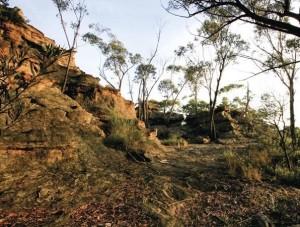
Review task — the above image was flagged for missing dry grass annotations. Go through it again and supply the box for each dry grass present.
[104,114,146,150]
[223,150,264,181]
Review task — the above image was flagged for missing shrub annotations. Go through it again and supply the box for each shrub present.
[103,134,127,150]
[161,132,188,149]
[103,114,146,151]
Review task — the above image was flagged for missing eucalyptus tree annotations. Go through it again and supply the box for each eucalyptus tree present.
[135,61,166,126]
[200,20,248,140]
[259,93,292,169]
[232,83,254,116]
[164,65,188,118]
[167,0,300,38]
[134,29,165,127]
[83,27,141,94]
[98,39,141,92]
[255,29,300,151]
[135,63,157,124]
[173,43,208,114]
[52,0,88,93]
[165,61,221,120]
[158,79,178,115]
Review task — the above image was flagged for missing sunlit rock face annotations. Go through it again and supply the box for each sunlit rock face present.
[0,8,136,158]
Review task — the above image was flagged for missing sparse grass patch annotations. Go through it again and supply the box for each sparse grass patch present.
[223,150,241,176]
[223,150,265,181]
[223,146,300,185]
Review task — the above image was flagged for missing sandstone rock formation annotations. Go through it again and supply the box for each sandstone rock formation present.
[185,107,242,140]
[0,8,138,159]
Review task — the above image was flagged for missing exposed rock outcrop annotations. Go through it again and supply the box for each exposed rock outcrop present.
[0,79,105,156]
[184,106,243,142]
[0,8,138,158]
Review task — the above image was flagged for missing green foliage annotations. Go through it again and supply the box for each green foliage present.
[52,0,70,11]
[135,63,156,80]
[158,79,179,113]
[219,83,243,94]
[83,27,141,90]
[35,44,68,73]
[158,79,178,98]
[182,99,209,115]
[0,44,66,124]
[0,5,25,24]
[201,19,248,65]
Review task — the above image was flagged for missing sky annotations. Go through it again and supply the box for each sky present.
[9,0,300,126]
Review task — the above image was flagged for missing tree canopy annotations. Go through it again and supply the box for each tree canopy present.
[167,0,300,37]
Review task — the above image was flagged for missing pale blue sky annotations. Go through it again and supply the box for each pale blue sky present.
[10,0,196,73]
[8,0,300,125]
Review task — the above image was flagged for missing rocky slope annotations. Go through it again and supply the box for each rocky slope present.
[0,7,163,225]
[0,7,137,157]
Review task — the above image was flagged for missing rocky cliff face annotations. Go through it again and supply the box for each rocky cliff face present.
[0,8,137,158]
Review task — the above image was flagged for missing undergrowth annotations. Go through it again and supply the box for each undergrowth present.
[103,112,154,162]
[224,147,300,185]
[161,132,188,149]
[103,114,146,150]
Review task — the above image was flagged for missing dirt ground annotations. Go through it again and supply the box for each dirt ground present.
[0,144,300,226]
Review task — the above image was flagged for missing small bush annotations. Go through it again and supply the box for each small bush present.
[103,114,146,151]
[291,150,300,166]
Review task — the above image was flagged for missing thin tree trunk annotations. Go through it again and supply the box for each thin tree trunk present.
[275,124,292,170]
[167,80,188,124]
[209,107,217,141]
[61,4,84,93]
[289,81,296,151]
[62,48,74,93]
[245,83,250,116]
[209,65,224,141]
